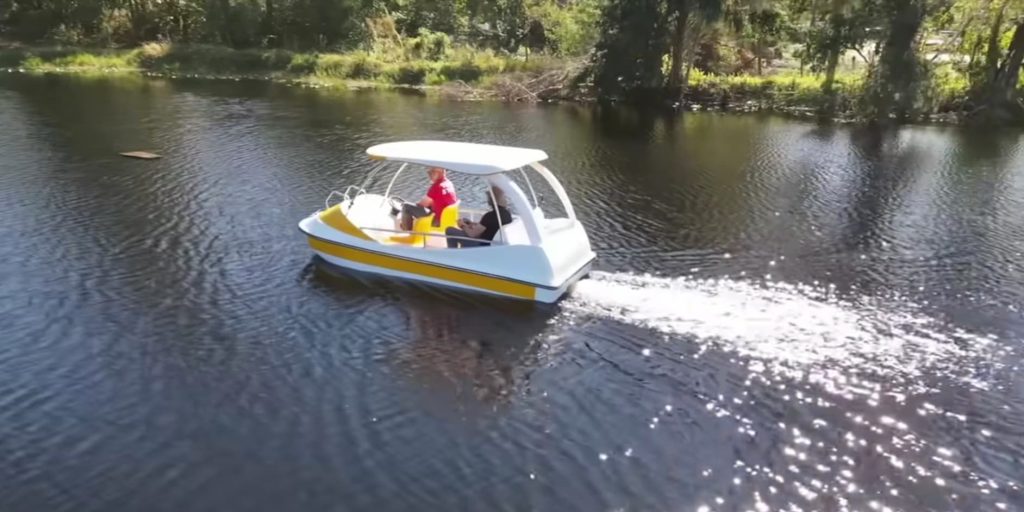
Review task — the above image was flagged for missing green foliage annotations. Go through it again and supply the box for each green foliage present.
[790,0,881,72]
[393,0,468,36]
[389,62,430,84]
[682,67,868,116]
[526,0,603,56]
[725,2,793,73]
[1,0,1019,123]
[287,52,319,73]
[5,49,140,71]
[314,52,383,78]
[587,0,668,98]
[921,64,970,111]
[405,29,452,60]
[464,0,529,52]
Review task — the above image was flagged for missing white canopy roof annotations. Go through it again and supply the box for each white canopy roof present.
[366,141,548,175]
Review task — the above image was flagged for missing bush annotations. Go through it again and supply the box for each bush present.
[95,8,134,46]
[425,70,448,85]
[1,49,137,71]
[315,54,352,77]
[313,52,387,80]
[439,59,484,82]
[405,29,451,61]
[0,41,553,91]
[138,41,171,61]
[434,49,519,82]
[21,56,46,70]
[922,65,969,112]
[526,0,602,56]
[348,52,385,79]
[389,62,430,85]
[684,69,865,112]
[261,49,294,71]
[53,51,136,69]
[288,53,318,74]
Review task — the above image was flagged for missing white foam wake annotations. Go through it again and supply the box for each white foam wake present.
[566,271,998,384]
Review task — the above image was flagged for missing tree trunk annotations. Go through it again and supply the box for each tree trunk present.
[820,4,846,101]
[821,41,841,114]
[994,20,1024,102]
[667,7,690,90]
[870,0,925,122]
[981,0,1010,88]
[263,0,276,46]
[218,0,231,45]
[822,44,840,95]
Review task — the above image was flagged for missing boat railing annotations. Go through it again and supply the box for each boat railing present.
[325,186,367,211]
[358,226,495,248]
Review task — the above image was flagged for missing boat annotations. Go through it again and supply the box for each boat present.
[298,140,595,303]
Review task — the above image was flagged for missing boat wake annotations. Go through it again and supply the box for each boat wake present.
[564,271,1001,389]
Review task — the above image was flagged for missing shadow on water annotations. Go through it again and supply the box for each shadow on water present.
[305,256,558,408]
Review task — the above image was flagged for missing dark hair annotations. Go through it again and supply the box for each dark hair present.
[488,186,508,208]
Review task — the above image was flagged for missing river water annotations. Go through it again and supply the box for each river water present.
[1,73,1023,511]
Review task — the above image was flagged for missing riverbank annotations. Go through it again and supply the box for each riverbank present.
[0,42,568,95]
[0,43,1009,125]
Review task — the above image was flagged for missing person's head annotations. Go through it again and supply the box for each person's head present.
[427,167,446,182]
[487,186,508,210]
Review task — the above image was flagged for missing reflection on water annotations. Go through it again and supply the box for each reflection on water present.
[1,73,1023,511]
[399,298,538,406]
[313,259,554,408]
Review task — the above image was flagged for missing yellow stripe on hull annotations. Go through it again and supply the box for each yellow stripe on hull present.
[307,237,537,300]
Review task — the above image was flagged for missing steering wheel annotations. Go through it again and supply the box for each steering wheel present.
[387,196,407,211]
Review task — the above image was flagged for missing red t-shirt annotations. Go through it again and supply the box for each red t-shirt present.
[427,178,457,218]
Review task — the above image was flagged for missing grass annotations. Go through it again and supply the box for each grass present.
[0,42,557,88]
[686,68,866,111]
[0,46,139,69]
[683,67,985,120]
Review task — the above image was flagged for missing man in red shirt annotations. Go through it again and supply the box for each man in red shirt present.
[400,167,458,230]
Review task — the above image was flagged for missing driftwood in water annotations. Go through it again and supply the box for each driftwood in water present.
[119,151,161,160]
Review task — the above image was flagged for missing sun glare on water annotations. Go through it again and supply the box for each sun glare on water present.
[565,271,1002,390]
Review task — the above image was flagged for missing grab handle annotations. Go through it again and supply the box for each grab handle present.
[325,186,367,211]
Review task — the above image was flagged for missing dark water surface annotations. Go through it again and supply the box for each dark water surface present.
[1,73,1023,512]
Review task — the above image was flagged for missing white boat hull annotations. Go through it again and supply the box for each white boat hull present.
[311,243,591,303]
[299,196,595,304]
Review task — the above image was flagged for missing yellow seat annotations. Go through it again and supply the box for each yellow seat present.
[389,202,459,247]
[436,201,460,232]
[390,215,433,246]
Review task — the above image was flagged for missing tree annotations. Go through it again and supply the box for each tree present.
[727,2,790,75]
[791,0,880,110]
[955,0,1024,121]
[666,0,723,89]
[588,0,669,99]
[465,0,529,52]
[862,0,954,122]
[525,0,603,56]
[991,18,1024,105]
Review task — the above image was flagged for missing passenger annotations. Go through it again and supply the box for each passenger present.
[446,187,513,248]
[400,167,458,231]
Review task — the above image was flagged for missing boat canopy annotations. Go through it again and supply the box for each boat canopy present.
[366,141,548,175]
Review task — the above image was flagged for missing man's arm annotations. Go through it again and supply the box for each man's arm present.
[417,195,434,208]
[458,216,486,237]
[463,222,485,238]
